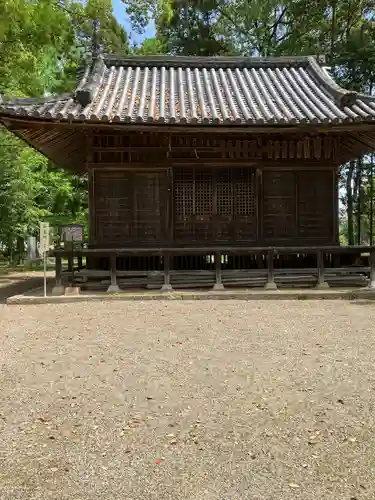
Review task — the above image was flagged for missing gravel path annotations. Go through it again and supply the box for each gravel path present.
[0,300,375,500]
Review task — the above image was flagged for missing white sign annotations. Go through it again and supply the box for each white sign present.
[39,222,50,255]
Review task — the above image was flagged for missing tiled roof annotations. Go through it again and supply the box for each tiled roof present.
[1,54,375,126]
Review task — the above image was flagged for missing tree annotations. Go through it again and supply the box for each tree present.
[0,0,127,258]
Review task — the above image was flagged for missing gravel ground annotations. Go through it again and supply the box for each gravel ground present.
[0,300,375,500]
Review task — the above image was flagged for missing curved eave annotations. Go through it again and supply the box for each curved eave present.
[3,112,375,131]
[0,117,86,173]
[3,114,375,166]
[306,56,371,107]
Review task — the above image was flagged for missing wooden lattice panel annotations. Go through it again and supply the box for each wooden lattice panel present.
[215,168,233,241]
[174,167,256,243]
[232,168,256,241]
[174,167,212,242]
[194,169,213,216]
[216,169,233,216]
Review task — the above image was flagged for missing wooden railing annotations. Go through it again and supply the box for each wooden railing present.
[50,245,375,292]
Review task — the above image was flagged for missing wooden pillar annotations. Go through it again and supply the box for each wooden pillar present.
[107,254,120,293]
[265,249,277,290]
[167,167,173,243]
[86,131,95,246]
[333,166,340,244]
[369,249,375,289]
[64,248,81,296]
[161,252,174,292]
[52,253,64,296]
[212,251,224,291]
[315,249,329,289]
[77,255,83,270]
[67,244,74,286]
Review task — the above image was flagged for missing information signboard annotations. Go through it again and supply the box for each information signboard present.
[39,222,50,255]
[61,224,84,242]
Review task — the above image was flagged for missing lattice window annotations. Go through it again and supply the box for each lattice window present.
[174,166,256,242]
[233,168,255,216]
[216,169,233,216]
[174,169,194,216]
[194,169,213,216]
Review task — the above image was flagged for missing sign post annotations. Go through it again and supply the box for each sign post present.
[39,222,50,297]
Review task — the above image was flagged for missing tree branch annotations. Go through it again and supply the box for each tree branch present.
[269,5,288,43]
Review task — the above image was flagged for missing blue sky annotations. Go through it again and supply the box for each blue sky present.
[112,0,155,46]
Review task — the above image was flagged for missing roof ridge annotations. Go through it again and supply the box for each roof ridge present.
[102,53,319,69]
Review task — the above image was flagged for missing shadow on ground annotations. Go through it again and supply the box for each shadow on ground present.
[0,276,52,304]
[350,299,375,306]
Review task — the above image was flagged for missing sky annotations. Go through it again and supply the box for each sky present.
[112,0,155,46]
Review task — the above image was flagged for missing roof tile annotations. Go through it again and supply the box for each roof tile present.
[1,54,375,125]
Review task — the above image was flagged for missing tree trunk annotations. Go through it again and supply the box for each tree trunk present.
[346,160,355,245]
[354,158,362,245]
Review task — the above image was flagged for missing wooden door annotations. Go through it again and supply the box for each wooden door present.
[133,171,168,244]
[297,170,334,242]
[262,170,296,241]
[173,166,257,244]
[93,169,168,246]
[94,170,133,245]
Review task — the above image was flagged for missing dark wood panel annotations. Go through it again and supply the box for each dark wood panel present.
[262,169,335,243]
[262,171,296,240]
[93,169,168,245]
[298,170,333,241]
[133,172,167,243]
[174,166,257,243]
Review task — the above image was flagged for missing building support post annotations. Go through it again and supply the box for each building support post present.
[212,251,224,291]
[107,254,120,293]
[368,249,375,289]
[52,254,64,296]
[265,249,278,290]
[315,249,329,289]
[161,252,174,292]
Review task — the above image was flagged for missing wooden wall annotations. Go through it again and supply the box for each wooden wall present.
[88,166,337,247]
[87,130,338,247]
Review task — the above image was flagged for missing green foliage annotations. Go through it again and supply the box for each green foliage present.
[0,0,125,255]
[132,37,167,55]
